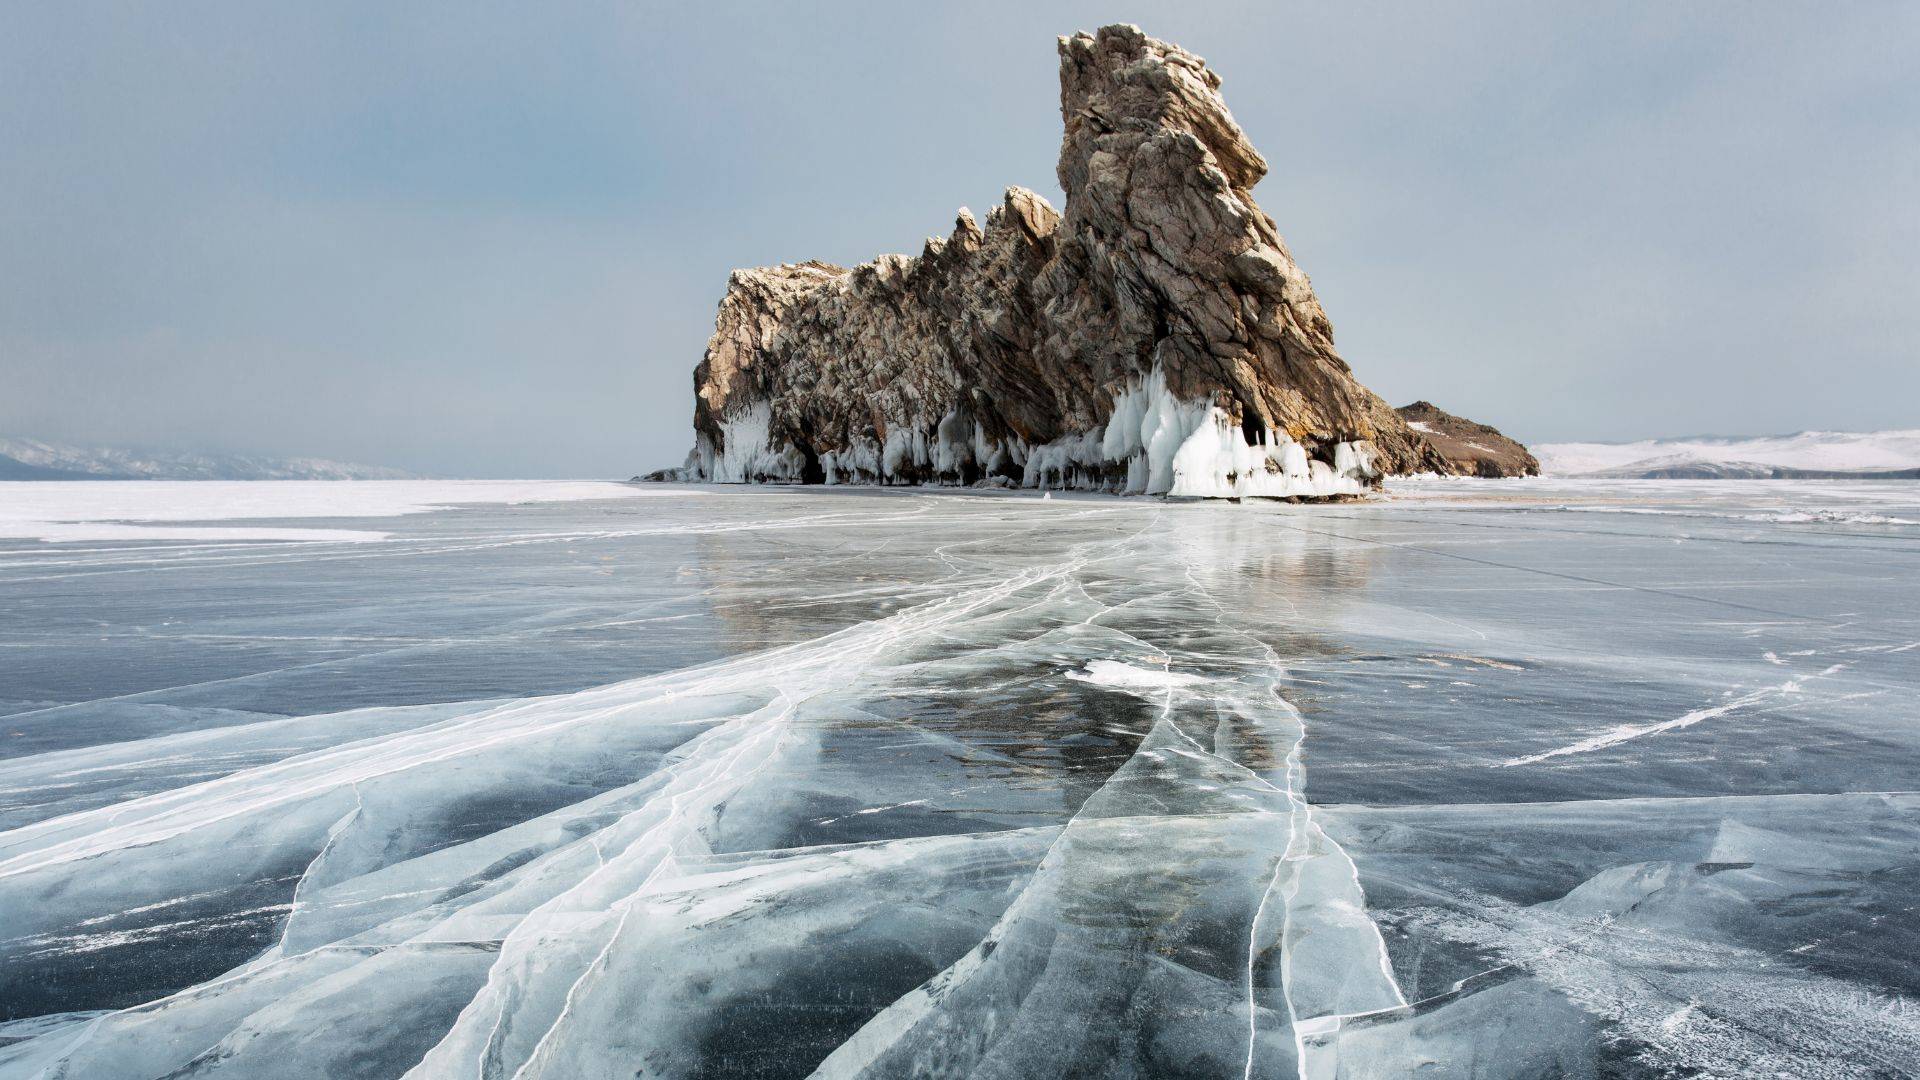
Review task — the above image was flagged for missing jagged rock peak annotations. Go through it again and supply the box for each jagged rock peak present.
[666,24,1447,498]
[1057,24,1266,196]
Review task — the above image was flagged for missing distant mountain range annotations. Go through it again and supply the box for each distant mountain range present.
[1532,430,1920,479]
[0,435,416,481]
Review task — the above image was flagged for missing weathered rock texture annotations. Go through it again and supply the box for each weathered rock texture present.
[673,24,1451,497]
[1396,401,1540,478]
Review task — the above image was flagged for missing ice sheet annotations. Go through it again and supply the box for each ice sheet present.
[0,479,1915,1077]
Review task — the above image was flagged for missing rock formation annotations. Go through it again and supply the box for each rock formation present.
[669,24,1455,498]
[1396,401,1540,478]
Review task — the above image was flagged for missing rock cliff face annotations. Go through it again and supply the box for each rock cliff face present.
[1396,402,1540,478]
[674,24,1448,497]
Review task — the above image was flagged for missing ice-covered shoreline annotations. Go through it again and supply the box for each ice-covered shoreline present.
[693,365,1384,499]
[1534,429,1920,478]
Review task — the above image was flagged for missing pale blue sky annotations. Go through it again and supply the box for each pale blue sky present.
[4,2,1915,476]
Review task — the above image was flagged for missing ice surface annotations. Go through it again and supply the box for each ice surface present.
[1,478,1916,1077]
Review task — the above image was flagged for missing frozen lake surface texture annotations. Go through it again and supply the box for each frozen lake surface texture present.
[1,478,1916,1079]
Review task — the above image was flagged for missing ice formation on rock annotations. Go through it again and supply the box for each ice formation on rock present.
[665,25,1448,498]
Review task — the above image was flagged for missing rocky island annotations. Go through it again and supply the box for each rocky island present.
[1396,401,1540,478]
[662,24,1530,497]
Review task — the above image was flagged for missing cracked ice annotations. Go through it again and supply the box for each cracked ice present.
[0,477,1917,1078]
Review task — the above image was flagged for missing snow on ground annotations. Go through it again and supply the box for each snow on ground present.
[1065,659,1207,690]
[1533,429,1920,477]
[0,480,685,543]
[1385,475,1920,526]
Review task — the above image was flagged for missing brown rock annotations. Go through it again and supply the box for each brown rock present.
[671,24,1448,497]
[1396,401,1540,478]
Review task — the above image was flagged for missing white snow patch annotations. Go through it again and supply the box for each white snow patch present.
[1744,509,1918,526]
[0,434,414,481]
[1066,660,1207,689]
[1533,429,1920,477]
[0,480,681,544]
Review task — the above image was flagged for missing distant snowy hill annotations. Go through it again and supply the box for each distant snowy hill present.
[1533,430,1920,479]
[0,435,416,481]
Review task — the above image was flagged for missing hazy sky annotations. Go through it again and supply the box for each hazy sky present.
[4,2,1915,477]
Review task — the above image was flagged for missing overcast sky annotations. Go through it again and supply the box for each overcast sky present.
[4,2,1915,477]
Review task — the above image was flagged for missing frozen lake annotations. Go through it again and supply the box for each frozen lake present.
[1,478,1917,1078]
